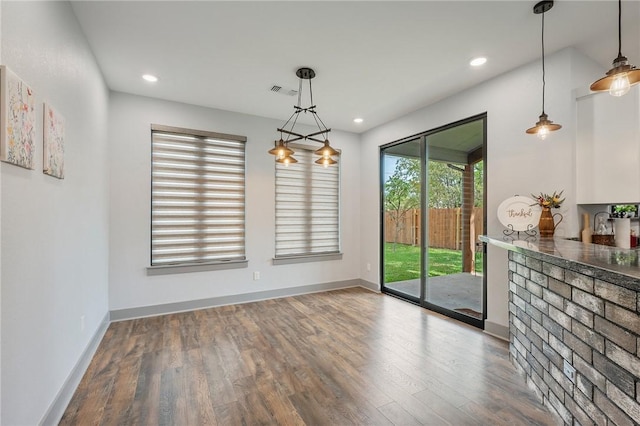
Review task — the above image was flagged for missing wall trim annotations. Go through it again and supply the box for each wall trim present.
[358,279,379,292]
[110,279,363,321]
[40,312,110,426]
[41,280,372,423]
[483,320,509,341]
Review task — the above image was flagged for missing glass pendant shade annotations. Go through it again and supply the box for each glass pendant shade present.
[526,113,562,140]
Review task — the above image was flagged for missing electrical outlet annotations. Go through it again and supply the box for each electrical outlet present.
[253,271,260,280]
[366,263,371,271]
[563,359,576,383]
[80,315,85,332]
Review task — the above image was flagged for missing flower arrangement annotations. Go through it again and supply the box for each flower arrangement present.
[531,190,565,209]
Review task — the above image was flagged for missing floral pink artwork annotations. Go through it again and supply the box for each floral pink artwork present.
[0,66,36,169]
[43,103,65,179]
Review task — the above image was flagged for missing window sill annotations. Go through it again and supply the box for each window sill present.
[146,259,248,276]
[272,253,343,265]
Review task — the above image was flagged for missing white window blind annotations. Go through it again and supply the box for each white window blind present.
[275,146,340,257]
[151,125,246,266]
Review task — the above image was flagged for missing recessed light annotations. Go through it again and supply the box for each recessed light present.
[470,57,487,67]
[142,74,158,82]
[353,118,364,124]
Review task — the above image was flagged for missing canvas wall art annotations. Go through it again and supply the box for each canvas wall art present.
[43,102,65,179]
[0,65,36,169]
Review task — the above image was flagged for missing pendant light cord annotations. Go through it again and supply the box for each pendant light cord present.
[618,0,622,57]
[541,9,546,114]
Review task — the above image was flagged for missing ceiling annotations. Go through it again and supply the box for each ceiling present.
[70,1,640,133]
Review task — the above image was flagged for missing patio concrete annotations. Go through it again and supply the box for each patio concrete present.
[385,272,483,318]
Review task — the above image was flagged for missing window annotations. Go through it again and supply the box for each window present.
[275,145,340,259]
[150,124,246,267]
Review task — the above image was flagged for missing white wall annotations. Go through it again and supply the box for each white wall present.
[359,48,603,331]
[108,92,361,311]
[0,2,3,421]
[0,2,110,425]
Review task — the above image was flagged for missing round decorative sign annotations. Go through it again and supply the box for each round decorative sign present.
[497,196,542,231]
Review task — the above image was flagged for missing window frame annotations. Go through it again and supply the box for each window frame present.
[147,124,248,275]
[273,143,342,264]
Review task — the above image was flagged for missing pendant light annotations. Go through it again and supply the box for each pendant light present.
[526,0,562,140]
[590,0,640,96]
[268,67,340,166]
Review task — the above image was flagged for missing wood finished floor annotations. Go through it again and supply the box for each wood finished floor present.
[61,288,559,425]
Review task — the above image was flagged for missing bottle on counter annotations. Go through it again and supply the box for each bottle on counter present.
[581,213,592,244]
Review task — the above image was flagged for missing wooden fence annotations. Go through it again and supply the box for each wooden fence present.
[384,207,484,250]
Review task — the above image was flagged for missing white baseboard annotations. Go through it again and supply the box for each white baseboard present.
[484,320,509,341]
[110,279,364,321]
[39,312,110,426]
[358,279,380,292]
[38,278,407,425]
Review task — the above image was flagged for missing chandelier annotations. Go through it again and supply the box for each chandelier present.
[268,67,339,166]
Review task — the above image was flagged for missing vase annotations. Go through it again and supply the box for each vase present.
[613,218,631,249]
[538,207,563,237]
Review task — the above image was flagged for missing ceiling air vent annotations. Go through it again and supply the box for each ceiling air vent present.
[270,85,297,96]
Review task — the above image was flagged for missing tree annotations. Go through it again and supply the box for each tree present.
[427,161,462,208]
[384,158,420,251]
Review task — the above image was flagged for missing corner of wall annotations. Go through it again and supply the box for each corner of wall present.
[483,320,509,341]
[39,313,110,426]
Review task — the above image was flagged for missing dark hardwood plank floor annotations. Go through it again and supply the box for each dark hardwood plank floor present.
[60,287,559,425]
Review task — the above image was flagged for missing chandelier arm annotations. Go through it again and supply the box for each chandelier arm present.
[308,77,313,107]
[305,129,332,139]
[307,137,327,144]
[277,128,305,139]
[282,136,304,143]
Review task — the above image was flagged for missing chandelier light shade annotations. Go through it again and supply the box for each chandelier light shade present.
[526,0,562,140]
[268,67,339,166]
[590,0,640,96]
[315,156,337,166]
[268,139,293,157]
[314,140,339,158]
[276,154,297,165]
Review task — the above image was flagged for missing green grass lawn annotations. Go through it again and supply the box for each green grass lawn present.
[384,242,483,283]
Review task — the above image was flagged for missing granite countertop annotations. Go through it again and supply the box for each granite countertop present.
[480,235,640,290]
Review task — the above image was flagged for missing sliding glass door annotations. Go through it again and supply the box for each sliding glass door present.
[380,114,486,328]
[381,137,423,303]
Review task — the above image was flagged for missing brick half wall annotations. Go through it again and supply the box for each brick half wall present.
[508,251,640,425]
